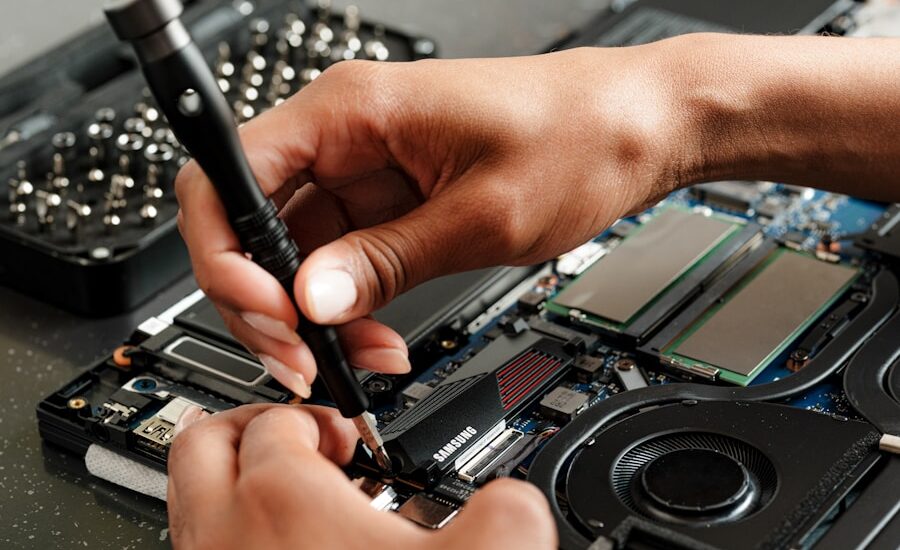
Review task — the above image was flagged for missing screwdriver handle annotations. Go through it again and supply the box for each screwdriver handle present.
[235,202,371,417]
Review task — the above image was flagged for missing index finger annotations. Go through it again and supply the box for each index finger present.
[173,101,319,325]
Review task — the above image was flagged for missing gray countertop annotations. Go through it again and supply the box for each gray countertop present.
[0,1,606,547]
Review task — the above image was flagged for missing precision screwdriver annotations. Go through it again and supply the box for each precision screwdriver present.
[103,0,393,473]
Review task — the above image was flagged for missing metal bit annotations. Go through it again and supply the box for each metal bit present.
[95,107,117,124]
[8,161,24,219]
[241,83,261,103]
[52,131,76,153]
[352,412,393,475]
[216,42,235,77]
[215,42,236,93]
[103,211,122,232]
[247,72,265,88]
[51,131,77,179]
[314,0,334,44]
[364,25,390,61]
[65,199,92,241]
[300,47,323,85]
[233,100,256,123]
[284,12,306,36]
[144,142,175,189]
[87,146,106,185]
[283,13,306,41]
[107,155,136,215]
[136,101,161,125]
[115,154,136,190]
[104,163,130,233]
[267,61,296,105]
[123,117,152,139]
[6,178,17,217]
[245,51,267,76]
[11,183,34,227]
[35,189,62,231]
[9,162,33,224]
[332,5,362,61]
[49,163,70,193]
[279,13,306,67]
[140,166,163,224]
[141,173,162,224]
[7,182,22,222]
[242,19,271,84]
[116,133,145,178]
[87,122,115,167]
[249,18,270,51]
[152,128,179,148]
[140,203,159,224]
[51,150,71,194]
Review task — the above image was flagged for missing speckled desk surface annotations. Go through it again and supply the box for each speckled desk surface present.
[0,1,602,547]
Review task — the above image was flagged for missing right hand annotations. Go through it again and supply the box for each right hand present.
[175,44,686,392]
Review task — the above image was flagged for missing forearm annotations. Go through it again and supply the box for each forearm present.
[659,33,900,200]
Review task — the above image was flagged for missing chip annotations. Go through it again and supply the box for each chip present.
[548,208,740,329]
[539,387,589,423]
[663,250,858,385]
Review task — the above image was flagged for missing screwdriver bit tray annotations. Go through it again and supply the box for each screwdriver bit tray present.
[0,0,436,316]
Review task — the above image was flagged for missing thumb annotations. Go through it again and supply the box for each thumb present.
[435,478,557,549]
[294,184,523,324]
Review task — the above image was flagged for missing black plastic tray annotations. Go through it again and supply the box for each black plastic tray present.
[0,0,436,316]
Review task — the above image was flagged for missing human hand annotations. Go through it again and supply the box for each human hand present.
[168,404,556,549]
[175,44,684,392]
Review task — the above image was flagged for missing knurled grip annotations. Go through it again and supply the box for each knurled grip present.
[232,200,371,416]
[233,200,301,290]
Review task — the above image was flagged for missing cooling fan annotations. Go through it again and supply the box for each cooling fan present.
[610,432,777,527]
[531,400,882,550]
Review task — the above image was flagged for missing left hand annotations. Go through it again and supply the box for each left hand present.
[168,404,557,549]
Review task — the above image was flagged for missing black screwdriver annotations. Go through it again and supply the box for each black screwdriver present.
[104,0,392,473]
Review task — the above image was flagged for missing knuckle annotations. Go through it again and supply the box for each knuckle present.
[235,463,288,508]
[316,60,398,128]
[254,406,306,431]
[478,187,530,259]
[613,125,653,171]
[320,59,382,88]
[343,229,410,309]
[196,274,221,305]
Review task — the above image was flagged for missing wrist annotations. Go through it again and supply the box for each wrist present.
[650,33,770,188]
[566,45,690,213]
[653,33,899,192]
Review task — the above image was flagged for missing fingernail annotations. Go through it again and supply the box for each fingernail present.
[240,312,302,345]
[259,354,312,399]
[173,405,208,436]
[305,269,357,322]
[353,347,411,373]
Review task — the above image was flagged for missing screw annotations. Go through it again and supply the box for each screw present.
[615,358,636,371]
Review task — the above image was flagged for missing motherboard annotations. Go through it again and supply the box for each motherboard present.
[37,179,900,549]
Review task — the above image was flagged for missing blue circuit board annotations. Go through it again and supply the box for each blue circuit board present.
[378,184,886,446]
